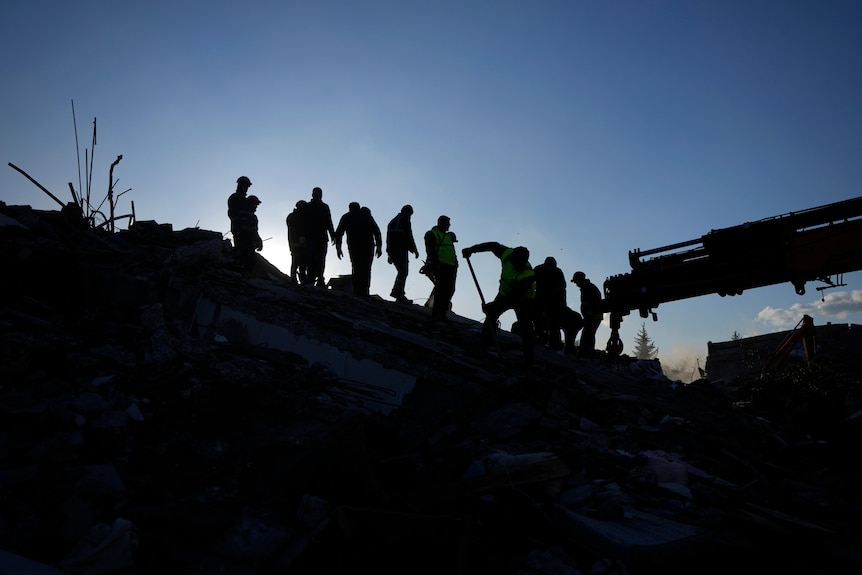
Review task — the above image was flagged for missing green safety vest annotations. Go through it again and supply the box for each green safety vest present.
[499,248,536,299]
[430,228,457,266]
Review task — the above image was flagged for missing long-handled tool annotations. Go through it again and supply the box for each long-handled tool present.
[465,255,486,307]
[465,255,503,355]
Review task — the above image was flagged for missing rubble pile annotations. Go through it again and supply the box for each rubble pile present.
[1,202,861,574]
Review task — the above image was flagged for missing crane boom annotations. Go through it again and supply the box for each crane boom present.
[602,196,862,356]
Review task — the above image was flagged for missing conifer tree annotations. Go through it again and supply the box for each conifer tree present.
[633,322,658,359]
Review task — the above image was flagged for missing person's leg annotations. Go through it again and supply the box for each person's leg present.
[239,246,255,272]
[547,305,563,350]
[362,246,375,296]
[515,301,536,366]
[564,310,583,354]
[351,247,372,296]
[533,302,549,346]
[306,242,321,286]
[297,249,308,285]
[290,251,299,282]
[480,298,506,347]
[316,243,329,287]
[359,262,371,296]
[432,265,456,320]
[580,318,600,358]
[391,254,408,298]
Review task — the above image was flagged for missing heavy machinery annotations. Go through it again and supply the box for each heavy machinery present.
[760,314,817,375]
[602,196,862,356]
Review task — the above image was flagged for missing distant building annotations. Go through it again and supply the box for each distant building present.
[705,321,862,383]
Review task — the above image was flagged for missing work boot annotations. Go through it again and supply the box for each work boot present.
[395,296,412,304]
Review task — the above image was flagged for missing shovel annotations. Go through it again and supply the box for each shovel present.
[465,255,503,355]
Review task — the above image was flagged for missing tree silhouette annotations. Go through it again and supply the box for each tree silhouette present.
[633,322,658,359]
[732,330,742,341]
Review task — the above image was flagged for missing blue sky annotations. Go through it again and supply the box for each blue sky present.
[3,1,862,371]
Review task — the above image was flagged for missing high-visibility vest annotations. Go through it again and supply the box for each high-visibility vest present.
[430,228,457,266]
[499,248,536,299]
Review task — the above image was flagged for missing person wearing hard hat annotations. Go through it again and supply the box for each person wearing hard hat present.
[228,176,252,230]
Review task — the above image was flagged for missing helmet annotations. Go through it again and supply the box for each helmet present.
[572,271,586,283]
[247,195,261,205]
[236,176,252,186]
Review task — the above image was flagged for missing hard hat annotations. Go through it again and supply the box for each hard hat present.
[572,271,586,283]
[247,195,261,205]
[237,176,252,186]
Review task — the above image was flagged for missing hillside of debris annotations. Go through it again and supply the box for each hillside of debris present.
[1,202,861,575]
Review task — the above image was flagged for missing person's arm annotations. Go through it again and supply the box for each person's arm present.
[462,241,506,258]
[334,216,346,258]
[325,206,336,243]
[407,222,419,257]
[373,220,382,257]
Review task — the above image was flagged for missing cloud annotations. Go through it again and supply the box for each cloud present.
[816,289,862,318]
[756,290,862,329]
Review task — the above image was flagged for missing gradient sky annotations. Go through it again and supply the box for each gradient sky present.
[3,1,862,373]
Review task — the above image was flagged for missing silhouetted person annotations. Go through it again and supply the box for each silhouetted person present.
[533,256,567,351]
[462,242,536,366]
[424,215,458,323]
[386,205,419,304]
[227,176,252,262]
[233,195,263,272]
[286,200,308,285]
[304,186,335,287]
[561,305,584,355]
[335,203,382,297]
[571,271,603,359]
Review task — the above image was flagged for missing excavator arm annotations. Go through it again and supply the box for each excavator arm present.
[760,314,816,375]
[603,196,862,357]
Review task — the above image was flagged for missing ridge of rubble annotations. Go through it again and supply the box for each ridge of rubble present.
[1,203,861,574]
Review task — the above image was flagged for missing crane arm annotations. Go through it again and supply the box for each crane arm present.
[603,196,862,356]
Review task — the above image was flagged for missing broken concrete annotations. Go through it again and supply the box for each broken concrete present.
[1,202,861,574]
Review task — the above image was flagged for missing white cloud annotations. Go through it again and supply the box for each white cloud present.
[756,290,862,329]
[814,289,862,319]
